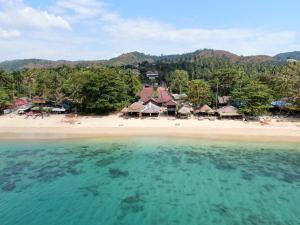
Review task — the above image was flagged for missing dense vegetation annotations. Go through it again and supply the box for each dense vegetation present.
[0,66,142,114]
[0,51,300,116]
[0,49,295,71]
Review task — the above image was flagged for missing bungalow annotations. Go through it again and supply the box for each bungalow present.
[194,105,215,117]
[127,102,145,117]
[217,106,243,120]
[141,102,161,117]
[178,106,192,119]
[165,100,177,115]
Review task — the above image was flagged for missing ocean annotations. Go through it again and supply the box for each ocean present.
[0,138,299,225]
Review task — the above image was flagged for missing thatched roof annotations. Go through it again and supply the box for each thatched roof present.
[128,102,144,113]
[178,106,191,115]
[194,105,215,114]
[217,106,241,117]
[142,102,161,114]
[121,107,128,113]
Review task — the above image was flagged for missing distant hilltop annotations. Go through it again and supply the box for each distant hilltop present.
[0,49,299,71]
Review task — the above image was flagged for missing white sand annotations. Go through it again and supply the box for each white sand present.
[0,114,300,143]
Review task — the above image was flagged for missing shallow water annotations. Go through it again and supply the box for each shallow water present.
[0,138,300,225]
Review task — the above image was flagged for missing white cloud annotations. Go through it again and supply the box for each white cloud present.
[54,0,297,56]
[0,0,71,31]
[52,0,108,22]
[0,0,298,60]
[0,27,20,39]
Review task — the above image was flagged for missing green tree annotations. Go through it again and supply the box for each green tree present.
[187,79,212,107]
[0,88,11,111]
[168,70,189,94]
[231,80,273,116]
[63,67,130,114]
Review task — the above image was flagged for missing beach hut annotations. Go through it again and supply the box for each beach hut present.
[194,105,215,117]
[165,100,177,116]
[120,107,129,116]
[127,102,145,117]
[217,106,243,120]
[141,102,161,117]
[178,106,191,119]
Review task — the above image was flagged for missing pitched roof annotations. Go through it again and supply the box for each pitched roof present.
[178,106,191,114]
[165,100,177,107]
[140,86,153,102]
[157,87,172,103]
[217,106,241,116]
[128,102,144,113]
[142,102,161,114]
[121,107,128,113]
[195,105,215,114]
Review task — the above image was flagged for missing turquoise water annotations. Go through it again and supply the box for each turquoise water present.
[0,138,300,225]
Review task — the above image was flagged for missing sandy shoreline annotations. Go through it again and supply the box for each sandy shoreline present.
[0,114,300,143]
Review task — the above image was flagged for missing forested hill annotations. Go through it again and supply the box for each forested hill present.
[0,49,297,71]
[273,51,300,61]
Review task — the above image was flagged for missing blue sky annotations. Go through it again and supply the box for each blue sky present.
[0,0,299,61]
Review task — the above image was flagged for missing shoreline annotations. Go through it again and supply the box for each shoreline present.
[0,114,300,143]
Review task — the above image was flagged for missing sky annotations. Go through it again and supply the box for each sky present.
[0,0,299,61]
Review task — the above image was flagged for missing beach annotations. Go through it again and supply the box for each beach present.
[0,114,299,142]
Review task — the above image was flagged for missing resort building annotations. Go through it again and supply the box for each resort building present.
[178,106,192,119]
[146,71,159,80]
[140,85,153,102]
[165,100,177,116]
[194,105,215,117]
[217,105,243,120]
[141,102,161,117]
[126,102,145,117]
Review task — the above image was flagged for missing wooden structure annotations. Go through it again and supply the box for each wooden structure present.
[165,100,177,115]
[178,106,191,119]
[194,105,215,116]
[141,102,161,117]
[217,106,243,119]
[127,102,145,117]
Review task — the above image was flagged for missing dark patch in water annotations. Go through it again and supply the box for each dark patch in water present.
[281,173,300,183]
[109,168,129,178]
[96,157,116,167]
[212,204,230,216]
[241,171,255,181]
[79,185,100,197]
[119,193,145,219]
[1,181,16,192]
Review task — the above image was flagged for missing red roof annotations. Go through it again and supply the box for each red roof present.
[15,98,28,107]
[140,86,172,104]
[140,86,153,102]
[165,100,177,107]
[157,87,172,103]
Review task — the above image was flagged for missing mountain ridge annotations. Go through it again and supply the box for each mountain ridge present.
[0,49,298,71]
